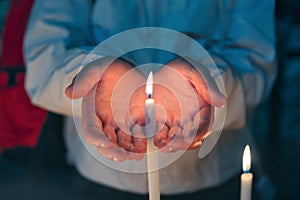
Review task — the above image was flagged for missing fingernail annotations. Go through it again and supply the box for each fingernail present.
[113,157,118,162]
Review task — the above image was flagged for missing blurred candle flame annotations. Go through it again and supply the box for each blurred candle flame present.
[242,145,251,173]
[146,71,153,98]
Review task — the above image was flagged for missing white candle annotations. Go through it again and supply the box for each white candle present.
[145,72,160,200]
[240,145,253,200]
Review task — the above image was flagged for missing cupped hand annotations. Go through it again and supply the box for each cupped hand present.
[65,58,147,161]
[153,58,225,152]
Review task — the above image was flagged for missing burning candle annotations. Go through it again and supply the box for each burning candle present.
[145,72,160,200]
[240,145,253,200]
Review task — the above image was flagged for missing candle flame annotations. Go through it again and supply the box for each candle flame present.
[146,71,153,98]
[242,145,251,173]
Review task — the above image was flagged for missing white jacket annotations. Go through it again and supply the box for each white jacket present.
[24,0,276,194]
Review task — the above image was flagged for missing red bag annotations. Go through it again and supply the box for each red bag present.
[0,0,47,151]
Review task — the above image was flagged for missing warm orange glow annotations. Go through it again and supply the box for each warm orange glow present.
[242,145,251,172]
[146,71,153,98]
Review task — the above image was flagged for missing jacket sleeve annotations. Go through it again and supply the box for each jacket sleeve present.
[24,0,94,115]
[205,0,277,130]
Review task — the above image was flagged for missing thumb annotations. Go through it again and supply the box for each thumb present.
[65,58,113,99]
[190,67,226,107]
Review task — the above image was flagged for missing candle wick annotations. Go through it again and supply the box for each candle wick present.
[244,169,250,174]
[148,94,152,98]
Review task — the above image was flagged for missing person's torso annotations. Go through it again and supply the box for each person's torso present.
[90,0,225,65]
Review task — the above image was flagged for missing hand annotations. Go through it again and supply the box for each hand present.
[65,58,147,161]
[153,58,225,152]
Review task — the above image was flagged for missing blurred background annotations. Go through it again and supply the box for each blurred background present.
[252,0,300,199]
[0,0,300,199]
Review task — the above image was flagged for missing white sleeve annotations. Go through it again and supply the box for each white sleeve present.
[24,0,94,115]
[209,0,277,130]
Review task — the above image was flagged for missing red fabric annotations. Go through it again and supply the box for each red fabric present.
[2,0,32,66]
[0,0,47,149]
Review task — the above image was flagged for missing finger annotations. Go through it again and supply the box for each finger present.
[117,129,134,152]
[81,85,112,148]
[154,103,169,127]
[130,107,145,126]
[103,124,118,146]
[154,124,169,148]
[131,125,147,154]
[189,67,226,107]
[128,151,145,161]
[115,76,145,129]
[182,120,193,137]
[127,124,146,160]
[182,119,201,149]
[65,77,77,99]
[97,145,128,162]
[188,138,203,150]
[168,126,180,140]
[65,58,117,99]
[193,106,212,139]
[164,59,225,107]
[196,95,209,110]
[161,126,187,152]
[185,107,211,150]
[82,126,112,148]
[161,137,190,152]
